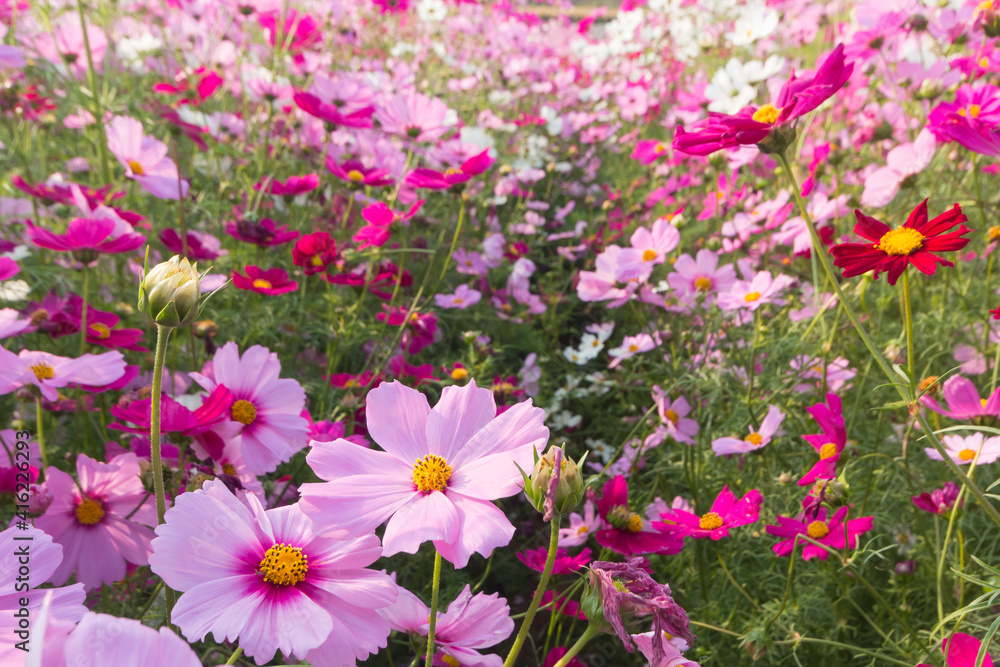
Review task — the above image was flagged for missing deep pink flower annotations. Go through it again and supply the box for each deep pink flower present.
[293,91,375,128]
[149,480,396,665]
[912,482,963,516]
[798,394,846,486]
[595,475,683,556]
[225,217,300,247]
[631,139,669,164]
[325,260,413,300]
[153,67,224,105]
[34,453,156,590]
[300,380,549,568]
[109,385,233,457]
[293,231,337,275]
[917,632,995,667]
[766,503,874,561]
[25,216,145,262]
[674,44,853,156]
[376,306,438,354]
[354,203,395,250]
[0,257,18,281]
[405,149,495,190]
[327,159,394,188]
[0,348,126,401]
[655,485,762,540]
[106,116,189,199]
[233,265,299,295]
[159,228,226,261]
[921,375,1000,420]
[517,547,592,574]
[259,9,322,52]
[254,174,320,196]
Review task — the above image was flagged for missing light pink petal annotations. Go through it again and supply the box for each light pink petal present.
[425,381,497,460]
[433,494,515,569]
[365,380,432,462]
[382,491,460,557]
[299,476,419,539]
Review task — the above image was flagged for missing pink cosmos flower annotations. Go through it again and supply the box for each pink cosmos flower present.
[354,203,395,249]
[0,257,18,281]
[233,265,299,296]
[577,246,628,304]
[375,91,454,142]
[926,433,1000,466]
[861,128,936,208]
[190,342,309,475]
[608,332,660,369]
[712,404,785,456]
[435,284,482,309]
[766,503,874,561]
[0,524,85,667]
[453,248,488,275]
[518,547,592,574]
[44,612,202,667]
[406,149,495,190]
[648,386,699,445]
[0,309,30,340]
[717,271,795,312]
[615,216,681,282]
[327,158,394,188]
[912,482,963,516]
[376,307,439,355]
[631,139,670,164]
[654,486,763,541]
[25,215,146,263]
[299,380,549,568]
[153,67,224,106]
[225,217,300,247]
[380,583,514,667]
[106,116,189,200]
[798,393,846,486]
[34,453,155,590]
[254,174,320,196]
[632,631,698,667]
[667,250,736,304]
[0,348,126,401]
[149,480,396,665]
[915,632,994,667]
[34,17,107,80]
[673,44,853,155]
[159,228,226,261]
[921,375,1000,420]
[293,91,375,128]
[595,476,682,556]
[558,499,600,547]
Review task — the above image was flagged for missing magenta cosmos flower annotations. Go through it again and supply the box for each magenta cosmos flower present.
[25,215,145,264]
[34,453,155,590]
[254,173,320,196]
[190,342,309,475]
[405,149,495,190]
[299,380,549,568]
[106,115,189,200]
[673,44,853,156]
[595,475,683,556]
[233,265,299,295]
[0,348,126,401]
[798,393,846,487]
[225,217,300,247]
[916,632,995,667]
[654,485,762,541]
[922,375,1000,420]
[913,482,962,516]
[766,503,874,561]
[326,158,394,188]
[381,583,514,667]
[712,404,785,456]
[518,546,592,574]
[149,480,396,665]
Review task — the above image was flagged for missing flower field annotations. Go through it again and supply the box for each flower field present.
[3,0,1000,664]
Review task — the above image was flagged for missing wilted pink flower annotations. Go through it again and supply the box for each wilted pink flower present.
[300,380,548,568]
[106,116,189,200]
[712,405,785,456]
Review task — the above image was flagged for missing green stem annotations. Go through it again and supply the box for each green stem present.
[553,625,598,667]
[74,0,111,184]
[433,198,465,295]
[503,516,562,667]
[150,324,177,618]
[225,646,243,666]
[425,550,443,667]
[79,265,89,355]
[937,483,967,625]
[902,268,915,392]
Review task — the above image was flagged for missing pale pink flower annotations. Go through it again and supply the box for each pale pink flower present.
[861,129,936,208]
[712,405,785,455]
[558,499,600,547]
[717,271,795,312]
[435,284,482,309]
[35,17,107,79]
[925,433,1000,466]
[608,332,659,369]
[615,217,681,282]
[667,250,736,304]
[106,116,189,200]
[375,91,454,142]
[578,245,628,303]
[648,386,699,445]
[0,348,126,401]
[299,380,549,568]
[0,308,29,339]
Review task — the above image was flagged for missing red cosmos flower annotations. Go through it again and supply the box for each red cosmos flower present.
[153,67,224,106]
[404,149,495,190]
[293,91,374,128]
[595,475,683,556]
[254,174,320,197]
[830,199,971,285]
[224,217,300,247]
[673,44,853,156]
[292,231,337,275]
[326,158,394,188]
[233,266,299,296]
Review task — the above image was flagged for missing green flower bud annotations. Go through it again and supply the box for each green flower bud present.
[522,445,587,519]
[139,255,201,328]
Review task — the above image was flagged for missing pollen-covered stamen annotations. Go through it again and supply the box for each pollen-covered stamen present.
[699,511,724,530]
[252,278,273,290]
[221,462,237,475]
[258,543,309,586]
[90,322,112,339]
[441,656,461,667]
[958,448,977,461]
[819,442,839,460]
[877,227,925,256]
[752,103,780,124]
[694,276,713,291]
[807,520,830,539]
[445,167,462,176]
[642,249,658,262]
[30,362,55,381]
[231,399,258,425]
[988,225,1000,242]
[744,291,761,302]
[412,454,453,493]
[745,432,764,447]
[654,142,665,153]
[346,169,365,183]
[664,409,679,425]
[607,505,644,532]
[127,159,145,176]
[75,496,105,525]
[310,255,324,267]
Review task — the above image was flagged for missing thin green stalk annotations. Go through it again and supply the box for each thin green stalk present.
[74,0,111,183]
[503,516,562,667]
[79,265,89,355]
[936,477,970,624]
[150,324,177,618]
[432,198,466,296]
[225,647,243,666]
[902,269,915,393]
[553,625,598,667]
[425,550,443,667]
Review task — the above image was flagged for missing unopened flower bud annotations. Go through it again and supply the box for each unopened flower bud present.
[522,445,586,520]
[139,255,201,328]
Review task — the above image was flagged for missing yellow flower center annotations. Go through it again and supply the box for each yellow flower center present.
[90,322,111,339]
[877,227,925,256]
[981,57,990,68]
[346,169,365,182]
[664,408,679,425]
[258,543,309,586]
[819,442,838,460]
[74,496,105,525]
[642,249,658,262]
[699,511,724,530]
[445,167,462,176]
[807,520,830,539]
[451,367,469,380]
[752,103,780,124]
[959,448,977,461]
[627,514,644,532]
[654,142,665,153]
[577,525,590,536]
[988,225,1000,241]
[745,432,764,446]
[127,160,145,176]
[982,398,989,408]
[231,399,258,425]
[252,279,273,290]
[442,656,461,667]
[344,379,358,388]
[311,255,324,266]
[221,462,236,475]
[744,291,761,302]
[694,276,713,291]
[412,454,453,493]
[30,362,55,380]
